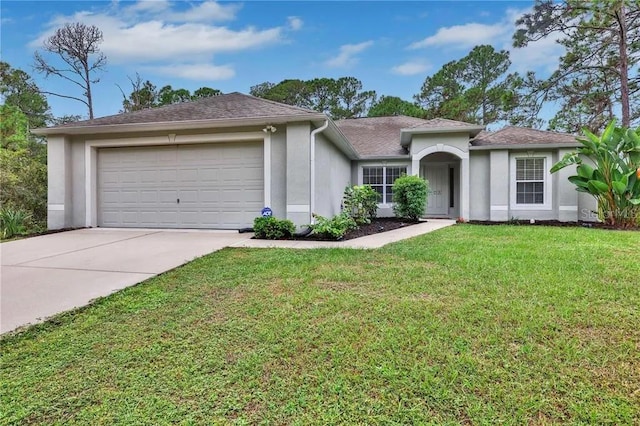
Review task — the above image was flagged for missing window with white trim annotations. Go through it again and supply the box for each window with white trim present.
[362,166,407,204]
[515,158,545,204]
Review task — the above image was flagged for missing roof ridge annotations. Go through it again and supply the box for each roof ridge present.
[335,115,429,122]
[238,92,321,115]
[53,91,238,128]
[482,126,574,139]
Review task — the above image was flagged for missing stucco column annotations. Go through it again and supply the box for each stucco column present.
[411,158,420,176]
[460,156,470,221]
[285,122,312,227]
[489,150,509,221]
[557,148,579,222]
[47,136,72,229]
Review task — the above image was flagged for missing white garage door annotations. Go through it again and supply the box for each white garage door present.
[98,142,263,229]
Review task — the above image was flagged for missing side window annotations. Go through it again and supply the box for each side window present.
[362,166,407,204]
[515,158,545,204]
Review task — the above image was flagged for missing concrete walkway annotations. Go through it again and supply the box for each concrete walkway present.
[1,220,455,334]
[235,219,456,249]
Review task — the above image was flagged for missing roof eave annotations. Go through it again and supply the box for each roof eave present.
[31,114,328,136]
[400,125,485,146]
[356,155,411,160]
[469,142,580,150]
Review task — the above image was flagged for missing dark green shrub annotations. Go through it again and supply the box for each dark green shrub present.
[392,175,429,221]
[310,213,358,240]
[253,216,296,239]
[343,185,379,224]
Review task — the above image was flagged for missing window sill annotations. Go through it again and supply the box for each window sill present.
[511,204,552,211]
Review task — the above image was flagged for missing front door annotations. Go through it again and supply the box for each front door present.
[423,165,449,216]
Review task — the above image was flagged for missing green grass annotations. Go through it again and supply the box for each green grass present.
[1,225,639,425]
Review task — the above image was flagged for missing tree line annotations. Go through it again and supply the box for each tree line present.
[7,0,637,133]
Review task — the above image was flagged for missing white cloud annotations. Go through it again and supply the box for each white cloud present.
[165,1,240,23]
[123,0,171,16]
[287,16,303,31]
[121,1,238,23]
[391,61,430,76]
[409,22,506,50]
[32,14,283,63]
[152,63,235,80]
[325,41,374,68]
[104,22,282,62]
[29,2,291,80]
[407,7,564,75]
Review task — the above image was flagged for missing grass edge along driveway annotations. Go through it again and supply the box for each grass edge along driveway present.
[1,225,639,425]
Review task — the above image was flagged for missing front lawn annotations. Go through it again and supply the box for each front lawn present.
[1,225,638,424]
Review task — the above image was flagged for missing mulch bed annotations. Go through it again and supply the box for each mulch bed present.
[467,219,639,231]
[301,217,420,241]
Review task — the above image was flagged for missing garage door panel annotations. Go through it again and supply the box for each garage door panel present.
[178,190,198,203]
[98,142,263,229]
[199,190,220,202]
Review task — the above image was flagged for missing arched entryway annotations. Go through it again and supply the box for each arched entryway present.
[421,152,460,217]
[411,144,469,220]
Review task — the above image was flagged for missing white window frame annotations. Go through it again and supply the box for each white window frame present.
[510,152,552,211]
[360,165,408,206]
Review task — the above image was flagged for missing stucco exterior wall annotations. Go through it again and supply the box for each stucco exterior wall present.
[469,151,490,220]
[69,138,86,227]
[488,150,509,221]
[314,133,351,219]
[285,122,311,226]
[270,130,287,219]
[47,136,71,229]
[410,133,470,156]
[469,147,596,223]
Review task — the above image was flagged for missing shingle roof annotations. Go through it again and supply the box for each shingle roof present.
[471,126,577,146]
[334,116,430,156]
[411,117,484,130]
[48,92,322,129]
[334,116,484,157]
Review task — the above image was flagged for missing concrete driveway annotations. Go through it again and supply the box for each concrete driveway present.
[1,228,251,334]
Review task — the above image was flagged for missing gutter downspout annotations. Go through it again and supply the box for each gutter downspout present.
[310,120,329,224]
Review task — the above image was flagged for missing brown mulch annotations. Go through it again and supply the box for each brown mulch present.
[304,217,419,241]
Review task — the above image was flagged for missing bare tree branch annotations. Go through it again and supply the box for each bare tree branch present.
[33,22,106,119]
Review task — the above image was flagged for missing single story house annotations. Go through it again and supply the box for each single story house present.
[34,92,596,230]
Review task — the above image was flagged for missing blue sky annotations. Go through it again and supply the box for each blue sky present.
[1,1,564,121]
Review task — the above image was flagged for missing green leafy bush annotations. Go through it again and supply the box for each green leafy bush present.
[0,148,47,226]
[310,213,358,240]
[551,122,640,228]
[253,216,296,240]
[392,175,429,221]
[0,207,31,239]
[343,185,379,225]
